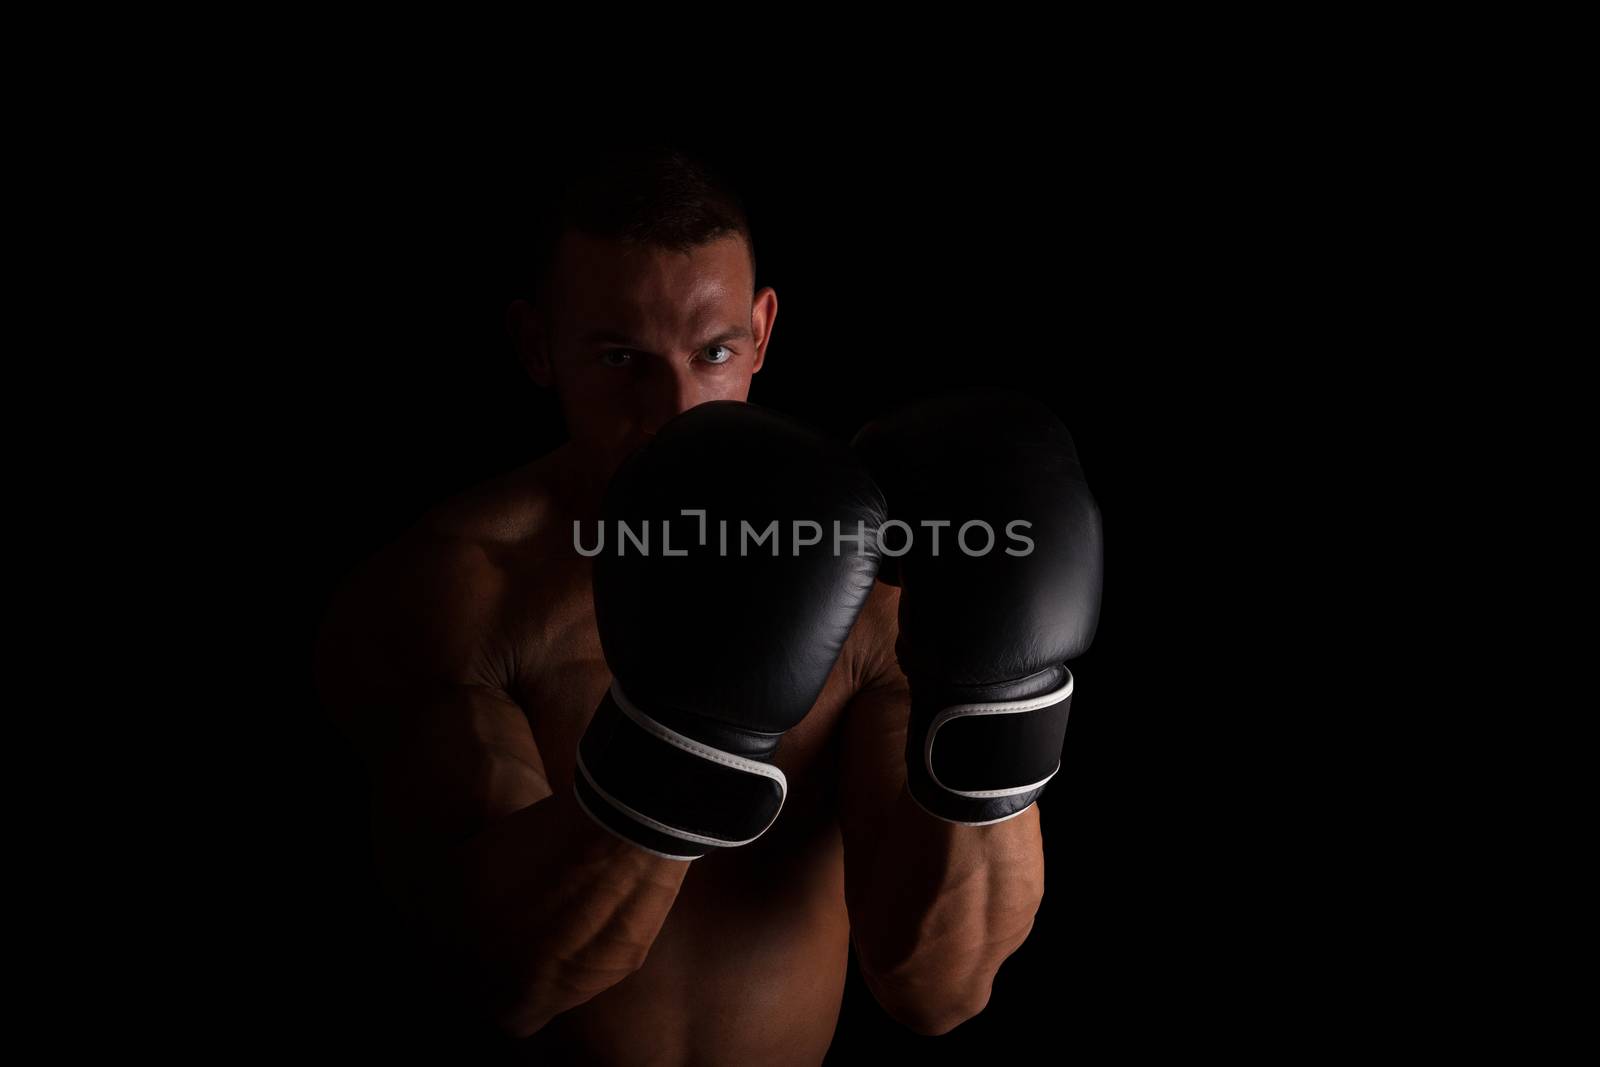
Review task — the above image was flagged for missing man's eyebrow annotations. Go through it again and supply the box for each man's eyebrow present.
[580,328,644,347]
[581,325,754,348]
[698,325,755,346]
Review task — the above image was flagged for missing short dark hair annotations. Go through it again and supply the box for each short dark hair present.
[526,141,756,316]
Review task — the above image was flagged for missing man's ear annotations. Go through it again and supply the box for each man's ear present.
[506,298,554,388]
[750,286,777,375]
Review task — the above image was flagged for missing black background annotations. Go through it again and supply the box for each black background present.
[257,125,1330,1060]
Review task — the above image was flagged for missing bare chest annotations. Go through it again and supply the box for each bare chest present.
[500,563,863,1062]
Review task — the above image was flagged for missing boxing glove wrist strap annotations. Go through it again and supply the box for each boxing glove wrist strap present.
[574,680,789,861]
[906,670,1075,826]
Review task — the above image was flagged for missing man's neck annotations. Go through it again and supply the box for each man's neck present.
[546,440,618,523]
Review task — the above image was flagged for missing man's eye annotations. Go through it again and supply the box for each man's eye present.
[600,350,634,368]
[700,344,733,366]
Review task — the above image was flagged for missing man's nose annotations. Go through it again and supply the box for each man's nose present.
[640,362,701,432]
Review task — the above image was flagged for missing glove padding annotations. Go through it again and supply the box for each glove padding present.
[576,401,885,858]
[853,389,1103,825]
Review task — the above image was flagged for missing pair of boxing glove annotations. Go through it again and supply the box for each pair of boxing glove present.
[574,393,1104,859]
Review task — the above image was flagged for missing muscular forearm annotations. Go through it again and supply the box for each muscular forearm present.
[846,781,1045,1035]
[405,786,690,1039]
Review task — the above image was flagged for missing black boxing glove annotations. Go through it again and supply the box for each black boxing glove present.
[575,401,885,860]
[852,390,1103,825]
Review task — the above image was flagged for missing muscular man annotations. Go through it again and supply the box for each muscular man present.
[314,145,1097,1063]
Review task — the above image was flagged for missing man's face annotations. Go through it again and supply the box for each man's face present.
[515,229,776,472]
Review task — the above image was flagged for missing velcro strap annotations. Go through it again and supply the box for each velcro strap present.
[576,681,788,852]
[925,672,1074,799]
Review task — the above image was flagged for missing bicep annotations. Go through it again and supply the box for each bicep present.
[838,676,911,857]
[368,682,553,863]
[837,584,912,865]
[313,535,551,898]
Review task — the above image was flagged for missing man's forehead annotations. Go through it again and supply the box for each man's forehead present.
[550,230,753,332]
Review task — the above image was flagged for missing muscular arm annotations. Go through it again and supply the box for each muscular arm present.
[838,583,1046,1036]
[314,532,687,1039]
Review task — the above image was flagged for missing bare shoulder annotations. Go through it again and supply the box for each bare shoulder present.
[314,451,572,736]
[413,451,563,553]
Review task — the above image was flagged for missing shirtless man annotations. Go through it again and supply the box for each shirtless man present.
[314,146,1101,1063]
